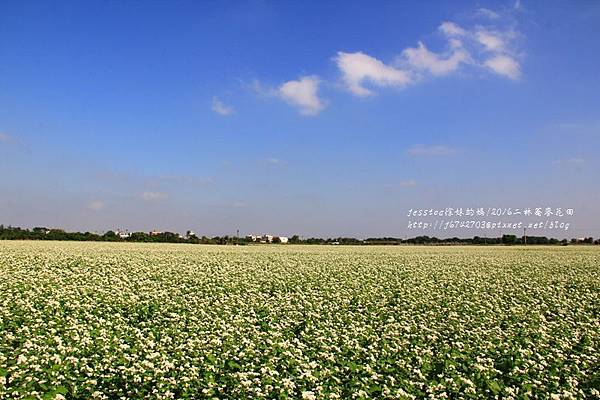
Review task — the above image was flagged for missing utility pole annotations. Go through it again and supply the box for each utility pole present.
[523,227,527,245]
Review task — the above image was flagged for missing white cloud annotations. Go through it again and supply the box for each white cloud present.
[407,144,457,156]
[441,22,522,81]
[335,51,412,97]
[402,42,470,76]
[87,200,105,211]
[439,22,466,37]
[232,201,247,208]
[484,55,520,79]
[557,122,587,129]
[249,79,278,97]
[334,18,521,98]
[211,97,234,116]
[0,133,12,143]
[141,191,168,201]
[255,11,522,110]
[384,179,417,190]
[554,157,585,165]
[278,75,325,115]
[154,174,213,187]
[399,179,417,187]
[265,157,285,166]
[555,121,600,133]
[475,29,506,52]
[476,8,500,19]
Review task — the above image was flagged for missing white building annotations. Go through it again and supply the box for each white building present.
[246,234,288,243]
[116,229,130,239]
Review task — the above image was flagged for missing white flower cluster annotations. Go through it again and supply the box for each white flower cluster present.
[0,242,598,399]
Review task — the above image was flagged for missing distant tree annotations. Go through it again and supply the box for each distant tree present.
[47,229,68,241]
[502,234,517,245]
[128,232,150,242]
[103,230,118,241]
[201,236,212,244]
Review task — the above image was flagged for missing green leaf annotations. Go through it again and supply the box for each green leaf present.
[487,380,501,395]
[55,386,68,394]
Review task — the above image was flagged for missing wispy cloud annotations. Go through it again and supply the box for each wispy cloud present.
[335,52,413,97]
[407,144,457,157]
[95,170,212,190]
[150,175,213,188]
[399,179,417,187]
[265,157,283,164]
[0,133,13,143]
[251,7,522,112]
[248,79,277,97]
[475,29,506,52]
[384,179,417,190]
[557,122,587,129]
[86,200,105,211]
[476,8,500,19]
[554,121,600,134]
[401,41,470,76]
[278,76,326,116]
[439,21,466,37]
[484,54,520,79]
[211,97,234,116]
[141,191,168,202]
[514,0,522,10]
[263,157,287,167]
[440,22,521,80]
[553,157,585,166]
[334,11,522,97]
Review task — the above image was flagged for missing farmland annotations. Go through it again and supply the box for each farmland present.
[0,242,599,399]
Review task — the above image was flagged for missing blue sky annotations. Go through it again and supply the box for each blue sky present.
[1,0,599,238]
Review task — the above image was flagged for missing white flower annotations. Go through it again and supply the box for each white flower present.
[302,391,316,400]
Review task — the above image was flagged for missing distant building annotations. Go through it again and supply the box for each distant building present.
[246,234,287,243]
[262,234,274,243]
[115,229,130,239]
[149,230,163,236]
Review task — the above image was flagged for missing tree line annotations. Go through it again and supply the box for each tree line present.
[0,225,598,245]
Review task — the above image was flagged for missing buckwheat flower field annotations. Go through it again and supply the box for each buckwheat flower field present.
[0,242,599,399]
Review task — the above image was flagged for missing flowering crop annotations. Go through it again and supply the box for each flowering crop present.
[0,242,599,399]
